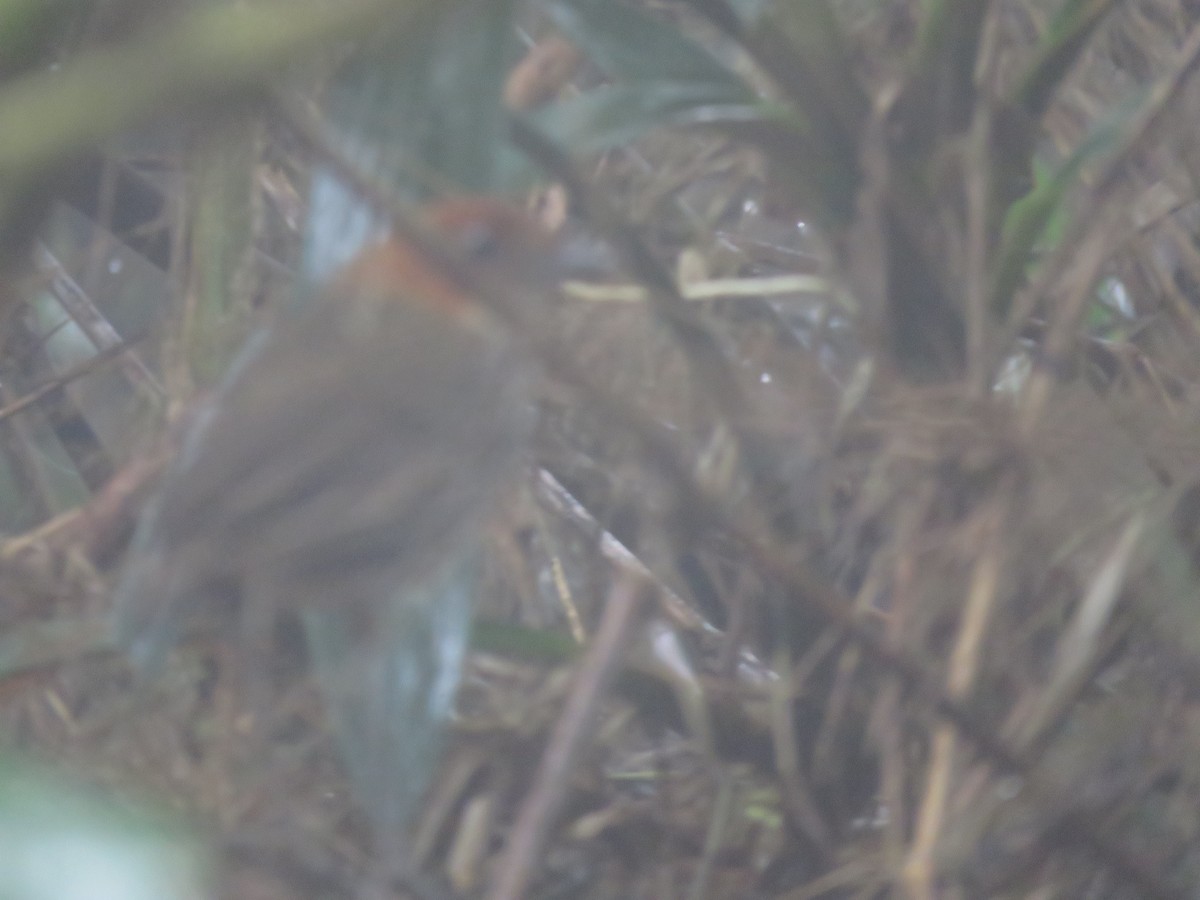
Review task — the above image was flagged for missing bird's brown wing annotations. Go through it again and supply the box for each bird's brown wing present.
[115,293,532,661]
[163,297,528,575]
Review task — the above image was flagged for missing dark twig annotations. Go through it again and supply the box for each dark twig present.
[486,575,649,900]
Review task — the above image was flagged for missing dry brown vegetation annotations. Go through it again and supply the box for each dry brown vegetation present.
[3,1,1200,898]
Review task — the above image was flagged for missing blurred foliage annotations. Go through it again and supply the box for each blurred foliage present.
[322,0,522,196]
[0,760,208,900]
[181,118,261,388]
[536,0,763,151]
[2,0,1200,898]
[0,0,421,259]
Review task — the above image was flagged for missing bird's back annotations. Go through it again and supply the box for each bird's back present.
[114,262,535,667]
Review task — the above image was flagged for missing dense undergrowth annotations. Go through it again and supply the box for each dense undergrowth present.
[2,1,1200,898]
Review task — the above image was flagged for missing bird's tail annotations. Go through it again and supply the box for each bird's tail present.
[301,554,475,837]
[110,539,186,676]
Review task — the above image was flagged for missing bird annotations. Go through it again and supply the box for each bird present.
[112,197,560,836]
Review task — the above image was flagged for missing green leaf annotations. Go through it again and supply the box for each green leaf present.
[325,0,524,195]
[549,0,757,98]
[308,0,527,276]
[536,0,762,156]
[991,100,1130,318]
[472,620,579,664]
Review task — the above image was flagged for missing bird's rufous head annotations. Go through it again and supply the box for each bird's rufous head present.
[331,198,561,320]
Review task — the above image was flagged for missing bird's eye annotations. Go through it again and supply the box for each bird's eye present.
[460,222,501,261]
